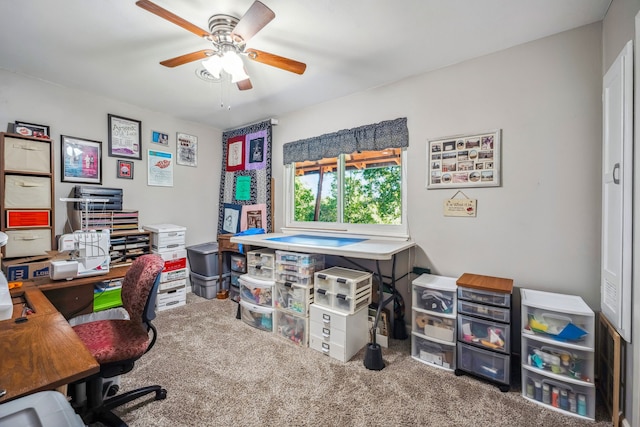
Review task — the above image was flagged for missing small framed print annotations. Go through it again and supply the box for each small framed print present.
[151,130,169,146]
[176,132,197,166]
[427,129,501,189]
[117,160,134,179]
[14,121,50,138]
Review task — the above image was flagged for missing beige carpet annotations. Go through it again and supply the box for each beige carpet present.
[113,293,610,426]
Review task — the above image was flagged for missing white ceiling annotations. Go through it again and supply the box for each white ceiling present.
[0,0,610,130]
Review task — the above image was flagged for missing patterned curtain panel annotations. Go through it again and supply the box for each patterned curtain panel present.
[282,117,408,164]
[217,120,272,235]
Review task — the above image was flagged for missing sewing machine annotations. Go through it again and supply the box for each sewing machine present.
[50,230,111,280]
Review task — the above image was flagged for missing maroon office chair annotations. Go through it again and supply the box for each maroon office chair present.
[71,254,167,426]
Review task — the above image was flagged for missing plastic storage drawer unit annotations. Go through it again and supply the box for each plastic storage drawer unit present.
[275,281,314,315]
[457,342,510,384]
[458,314,510,354]
[240,300,274,332]
[143,224,186,253]
[309,304,368,362]
[275,310,309,347]
[412,334,455,370]
[239,274,274,307]
[275,251,324,266]
[247,249,276,269]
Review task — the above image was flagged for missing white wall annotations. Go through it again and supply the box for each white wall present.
[0,70,223,247]
[272,23,603,309]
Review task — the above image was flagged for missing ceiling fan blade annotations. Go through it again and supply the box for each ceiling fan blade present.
[136,0,210,38]
[231,1,275,43]
[245,49,306,75]
[237,79,253,91]
[160,50,214,67]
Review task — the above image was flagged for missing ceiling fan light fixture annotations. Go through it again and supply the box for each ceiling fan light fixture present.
[202,55,222,78]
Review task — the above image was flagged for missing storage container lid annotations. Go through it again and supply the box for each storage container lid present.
[520,288,593,315]
[456,272,513,293]
[412,273,457,291]
[238,274,275,286]
[143,224,186,233]
[186,242,219,255]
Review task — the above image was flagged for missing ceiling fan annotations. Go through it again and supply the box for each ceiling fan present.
[136,0,307,91]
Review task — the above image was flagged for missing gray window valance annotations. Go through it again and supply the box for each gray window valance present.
[282,117,408,164]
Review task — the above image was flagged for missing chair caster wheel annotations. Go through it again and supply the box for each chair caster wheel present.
[156,388,167,400]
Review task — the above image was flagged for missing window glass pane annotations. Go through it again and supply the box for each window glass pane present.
[344,148,402,225]
[294,158,338,222]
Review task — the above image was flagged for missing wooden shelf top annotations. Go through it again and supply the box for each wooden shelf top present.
[456,272,513,294]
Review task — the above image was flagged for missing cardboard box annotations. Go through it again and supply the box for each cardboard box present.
[2,251,67,281]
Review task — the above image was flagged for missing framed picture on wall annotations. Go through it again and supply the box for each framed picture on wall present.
[427,129,501,189]
[222,203,242,234]
[117,160,134,179]
[108,114,142,159]
[176,132,197,166]
[151,130,169,146]
[61,135,102,184]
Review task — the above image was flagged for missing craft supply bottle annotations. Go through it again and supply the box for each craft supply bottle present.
[551,387,560,408]
[542,383,550,404]
[568,392,577,413]
[534,381,542,401]
[577,394,587,416]
[559,389,568,410]
[526,380,535,399]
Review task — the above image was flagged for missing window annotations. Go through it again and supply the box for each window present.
[285,148,408,238]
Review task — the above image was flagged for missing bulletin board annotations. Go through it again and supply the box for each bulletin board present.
[217,120,272,234]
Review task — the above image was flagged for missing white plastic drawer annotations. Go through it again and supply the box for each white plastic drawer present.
[276,260,320,276]
[412,310,455,343]
[412,333,455,370]
[521,289,594,349]
[412,284,456,315]
[457,299,510,323]
[4,229,51,258]
[3,136,51,173]
[240,300,274,332]
[275,310,308,347]
[457,286,510,308]
[457,342,510,384]
[521,368,595,420]
[334,287,372,314]
[309,319,346,345]
[309,335,348,361]
[314,267,372,296]
[247,264,274,280]
[4,175,51,209]
[247,249,275,269]
[522,336,594,384]
[458,314,510,354]
[239,275,274,307]
[309,304,349,332]
[275,270,313,286]
[274,281,313,315]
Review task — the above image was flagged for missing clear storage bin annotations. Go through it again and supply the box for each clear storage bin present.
[458,299,510,323]
[239,275,274,307]
[240,300,274,332]
[457,342,510,384]
[412,333,455,370]
[413,311,455,342]
[275,310,309,347]
[522,336,595,384]
[411,274,457,315]
[275,250,324,266]
[274,281,314,315]
[458,314,510,354]
[247,248,276,269]
[247,264,274,280]
[457,286,511,308]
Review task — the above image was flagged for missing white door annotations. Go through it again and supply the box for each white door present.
[602,40,633,342]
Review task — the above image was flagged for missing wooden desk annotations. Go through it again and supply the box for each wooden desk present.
[0,287,99,403]
[29,265,130,319]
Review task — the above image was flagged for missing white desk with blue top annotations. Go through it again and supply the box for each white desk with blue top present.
[230,232,415,368]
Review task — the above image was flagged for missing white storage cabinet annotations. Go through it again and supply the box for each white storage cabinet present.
[520,289,595,421]
[309,304,368,362]
[411,274,457,371]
